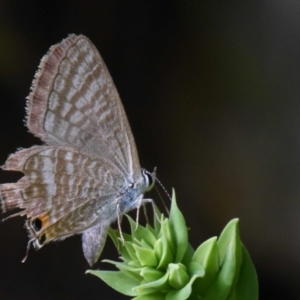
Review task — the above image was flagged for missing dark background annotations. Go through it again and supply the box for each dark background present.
[0,1,299,299]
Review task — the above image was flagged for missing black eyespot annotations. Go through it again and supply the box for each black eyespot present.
[39,234,46,245]
[32,218,42,231]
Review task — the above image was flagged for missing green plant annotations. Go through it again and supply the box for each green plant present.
[87,191,258,300]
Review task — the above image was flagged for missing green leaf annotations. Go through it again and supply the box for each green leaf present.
[119,268,144,284]
[108,229,132,261]
[203,240,238,300]
[86,270,139,296]
[187,262,205,277]
[168,263,190,290]
[140,267,165,282]
[108,228,119,249]
[134,270,170,294]
[217,219,240,264]
[166,273,202,300]
[157,221,174,269]
[227,245,258,300]
[124,241,138,261]
[162,218,176,258]
[126,215,157,247]
[181,243,195,266]
[154,238,163,259]
[191,237,219,294]
[220,220,243,299]
[154,206,162,233]
[169,189,188,263]
[133,291,166,300]
[133,244,158,267]
[102,259,143,277]
[146,223,159,238]
[128,260,143,268]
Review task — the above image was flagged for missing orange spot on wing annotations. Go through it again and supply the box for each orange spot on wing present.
[38,211,50,229]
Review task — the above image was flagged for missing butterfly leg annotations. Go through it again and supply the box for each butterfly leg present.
[135,194,152,230]
[136,197,160,229]
[116,203,125,244]
[134,203,151,229]
[135,195,143,230]
[142,204,149,224]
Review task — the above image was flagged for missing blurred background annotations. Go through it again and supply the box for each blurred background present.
[0,0,299,299]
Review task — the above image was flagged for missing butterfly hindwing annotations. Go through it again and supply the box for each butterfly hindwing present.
[0,146,125,250]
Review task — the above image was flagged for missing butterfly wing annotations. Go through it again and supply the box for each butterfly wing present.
[27,34,141,181]
[0,35,147,265]
[81,222,110,266]
[0,146,124,257]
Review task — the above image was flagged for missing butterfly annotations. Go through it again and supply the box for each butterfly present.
[0,34,156,266]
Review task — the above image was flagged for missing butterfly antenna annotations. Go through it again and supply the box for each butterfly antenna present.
[154,176,171,215]
[154,186,169,215]
[155,176,172,201]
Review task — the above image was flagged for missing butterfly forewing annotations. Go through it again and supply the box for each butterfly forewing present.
[27,34,140,180]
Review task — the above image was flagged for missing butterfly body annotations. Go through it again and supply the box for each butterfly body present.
[0,34,155,266]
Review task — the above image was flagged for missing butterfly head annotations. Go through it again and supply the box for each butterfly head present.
[142,167,156,192]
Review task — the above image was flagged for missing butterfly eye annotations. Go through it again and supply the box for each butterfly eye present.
[147,173,153,187]
[141,169,156,191]
[32,218,42,232]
